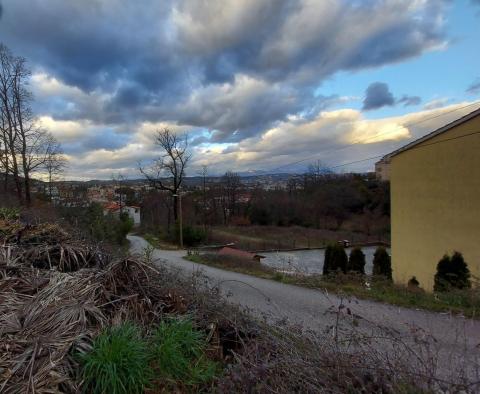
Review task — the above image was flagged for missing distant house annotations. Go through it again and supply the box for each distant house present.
[382,108,480,291]
[103,203,141,226]
[218,247,264,263]
[124,205,141,226]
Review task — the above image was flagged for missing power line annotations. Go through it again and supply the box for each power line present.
[258,101,480,174]
[315,129,480,172]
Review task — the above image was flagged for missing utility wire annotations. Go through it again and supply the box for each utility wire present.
[258,101,480,174]
[314,129,480,172]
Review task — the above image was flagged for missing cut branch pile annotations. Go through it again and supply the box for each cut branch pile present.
[0,219,244,393]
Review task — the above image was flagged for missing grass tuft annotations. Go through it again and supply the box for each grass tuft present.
[150,317,218,387]
[78,323,152,394]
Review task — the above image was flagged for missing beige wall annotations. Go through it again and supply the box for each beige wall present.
[375,160,391,181]
[391,115,480,291]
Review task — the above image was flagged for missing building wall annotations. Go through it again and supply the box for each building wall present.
[125,206,141,226]
[390,115,480,291]
[375,159,391,181]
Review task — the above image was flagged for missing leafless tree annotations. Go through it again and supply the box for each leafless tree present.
[111,172,126,213]
[0,44,22,200]
[198,164,208,231]
[44,135,67,199]
[220,171,241,224]
[139,128,191,221]
[0,43,63,205]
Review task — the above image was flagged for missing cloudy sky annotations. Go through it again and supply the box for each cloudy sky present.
[0,0,479,179]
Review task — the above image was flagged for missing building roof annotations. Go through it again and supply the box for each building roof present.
[382,107,480,160]
[104,202,121,211]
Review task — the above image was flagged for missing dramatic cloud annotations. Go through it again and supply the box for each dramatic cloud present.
[362,82,395,111]
[466,79,480,95]
[0,0,458,178]
[54,101,480,180]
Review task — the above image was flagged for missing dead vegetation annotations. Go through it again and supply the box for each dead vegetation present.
[1,219,478,393]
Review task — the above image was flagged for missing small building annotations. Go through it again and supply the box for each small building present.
[103,203,141,226]
[218,247,265,262]
[375,156,391,181]
[124,205,141,226]
[385,108,480,291]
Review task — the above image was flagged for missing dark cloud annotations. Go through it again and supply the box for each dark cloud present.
[82,129,130,151]
[0,0,450,151]
[397,95,422,107]
[362,82,395,111]
[466,79,480,95]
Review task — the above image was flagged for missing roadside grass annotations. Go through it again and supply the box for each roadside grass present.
[78,319,218,394]
[78,323,152,394]
[186,253,480,318]
[150,317,218,388]
[140,232,179,250]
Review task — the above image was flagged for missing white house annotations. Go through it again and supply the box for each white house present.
[124,206,141,226]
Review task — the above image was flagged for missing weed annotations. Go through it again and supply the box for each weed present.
[78,323,152,394]
[150,317,218,387]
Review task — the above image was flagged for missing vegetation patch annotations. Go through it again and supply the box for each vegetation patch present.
[150,318,218,388]
[78,323,153,394]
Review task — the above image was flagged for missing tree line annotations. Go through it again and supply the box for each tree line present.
[0,44,66,205]
[139,131,389,242]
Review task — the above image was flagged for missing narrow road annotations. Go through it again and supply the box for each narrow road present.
[128,235,480,380]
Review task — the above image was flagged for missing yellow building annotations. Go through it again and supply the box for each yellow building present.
[386,108,480,291]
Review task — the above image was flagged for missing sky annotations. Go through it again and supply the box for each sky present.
[0,0,479,180]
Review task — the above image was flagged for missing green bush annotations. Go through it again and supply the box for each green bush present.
[323,244,348,275]
[372,246,392,280]
[348,247,366,274]
[434,252,471,292]
[150,317,217,386]
[78,323,152,394]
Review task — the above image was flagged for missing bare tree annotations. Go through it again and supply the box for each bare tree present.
[139,128,191,222]
[220,171,241,224]
[0,43,62,205]
[0,44,22,200]
[195,164,210,231]
[44,135,67,199]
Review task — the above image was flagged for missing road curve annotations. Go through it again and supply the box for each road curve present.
[128,234,480,379]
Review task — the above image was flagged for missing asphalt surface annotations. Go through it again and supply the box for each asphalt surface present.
[128,234,480,381]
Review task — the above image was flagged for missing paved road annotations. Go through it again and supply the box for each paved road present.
[128,235,480,380]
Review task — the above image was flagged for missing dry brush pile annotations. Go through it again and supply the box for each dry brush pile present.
[1,218,478,393]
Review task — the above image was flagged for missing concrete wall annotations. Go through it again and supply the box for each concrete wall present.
[391,115,480,291]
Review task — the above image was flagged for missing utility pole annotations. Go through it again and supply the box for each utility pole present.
[174,192,183,248]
